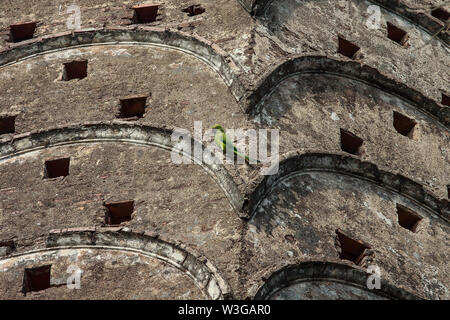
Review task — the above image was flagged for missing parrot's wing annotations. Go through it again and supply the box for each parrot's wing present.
[215,129,250,162]
[215,131,235,152]
[214,131,227,152]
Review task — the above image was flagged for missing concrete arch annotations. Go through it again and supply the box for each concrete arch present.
[246,0,449,44]
[0,121,245,216]
[253,261,419,300]
[244,56,449,128]
[0,228,231,299]
[246,152,449,222]
[0,27,246,103]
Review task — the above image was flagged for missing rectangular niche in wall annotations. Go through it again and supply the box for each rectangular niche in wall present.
[340,129,363,155]
[44,158,70,179]
[335,230,371,266]
[431,8,449,22]
[386,22,408,46]
[442,93,450,106]
[132,3,160,23]
[0,115,16,135]
[22,265,51,294]
[396,204,422,232]
[393,111,416,138]
[338,36,360,59]
[62,60,88,81]
[0,240,16,256]
[104,200,134,225]
[9,21,37,42]
[182,5,205,16]
[119,96,148,118]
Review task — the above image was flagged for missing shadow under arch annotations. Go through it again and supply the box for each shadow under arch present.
[254,261,420,300]
[245,0,449,44]
[0,26,246,103]
[0,121,245,217]
[246,152,449,222]
[244,56,449,128]
[0,228,232,299]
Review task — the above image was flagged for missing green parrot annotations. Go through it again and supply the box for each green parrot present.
[212,124,251,163]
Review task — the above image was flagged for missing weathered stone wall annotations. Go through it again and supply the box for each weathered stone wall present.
[1,248,207,300]
[246,170,448,299]
[254,262,419,300]
[252,73,449,198]
[0,0,448,300]
[0,39,246,134]
[248,0,449,101]
[0,230,230,299]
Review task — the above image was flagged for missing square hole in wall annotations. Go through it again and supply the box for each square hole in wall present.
[335,230,371,266]
[119,96,147,118]
[44,158,70,179]
[182,5,205,16]
[104,200,134,225]
[0,115,16,135]
[393,111,416,138]
[387,22,408,46]
[431,8,449,21]
[338,36,360,59]
[132,3,160,23]
[9,21,37,42]
[396,204,422,232]
[22,265,51,294]
[340,129,363,155]
[62,60,88,81]
[0,240,16,256]
[442,93,450,106]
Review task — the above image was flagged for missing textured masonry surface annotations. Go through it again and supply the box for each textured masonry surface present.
[0,0,449,300]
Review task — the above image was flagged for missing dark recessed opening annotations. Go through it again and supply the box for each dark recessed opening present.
[132,4,160,23]
[23,265,51,294]
[396,204,422,232]
[431,8,450,21]
[0,116,16,135]
[104,200,134,225]
[284,235,295,243]
[9,22,37,42]
[447,185,450,199]
[387,22,408,46]
[62,60,88,81]
[338,36,360,59]
[393,111,416,138]
[340,129,363,155]
[119,96,147,118]
[442,93,450,106]
[0,240,16,255]
[44,158,70,179]
[182,5,205,16]
[242,198,249,211]
[336,230,370,266]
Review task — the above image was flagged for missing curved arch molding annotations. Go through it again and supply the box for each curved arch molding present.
[242,0,449,44]
[244,56,449,128]
[246,152,449,222]
[0,228,231,299]
[253,261,419,300]
[1,28,447,128]
[0,121,245,216]
[0,27,246,103]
